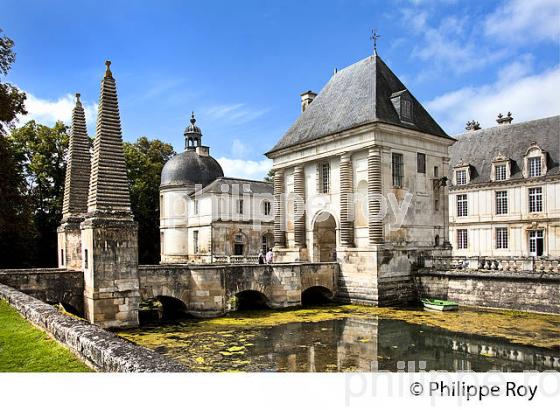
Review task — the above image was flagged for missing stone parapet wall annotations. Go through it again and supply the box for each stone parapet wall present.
[416,271,560,314]
[0,283,187,372]
[0,268,84,314]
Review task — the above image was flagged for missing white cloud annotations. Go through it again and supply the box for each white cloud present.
[401,10,506,76]
[497,54,534,83]
[205,103,269,124]
[484,0,560,43]
[216,157,272,181]
[18,92,98,128]
[231,138,249,157]
[426,65,560,135]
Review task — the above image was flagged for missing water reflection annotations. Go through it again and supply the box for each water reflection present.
[126,314,560,372]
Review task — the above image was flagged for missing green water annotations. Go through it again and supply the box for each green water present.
[119,305,560,372]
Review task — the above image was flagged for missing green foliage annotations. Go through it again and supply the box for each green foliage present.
[124,137,175,264]
[0,300,90,372]
[0,28,26,134]
[263,168,273,183]
[8,121,69,266]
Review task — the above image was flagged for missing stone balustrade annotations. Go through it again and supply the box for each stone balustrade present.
[212,255,260,264]
[426,255,560,273]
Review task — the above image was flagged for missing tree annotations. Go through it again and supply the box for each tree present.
[264,168,274,183]
[0,28,34,268]
[123,137,175,264]
[8,121,69,267]
[0,29,26,133]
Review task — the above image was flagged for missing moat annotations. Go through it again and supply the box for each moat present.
[118,304,560,372]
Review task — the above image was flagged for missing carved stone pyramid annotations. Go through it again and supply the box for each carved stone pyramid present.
[87,61,132,216]
[61,93,91,220]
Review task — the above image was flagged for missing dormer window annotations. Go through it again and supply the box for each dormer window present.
[453,161,470,186]
[523,143,547,178]
[491,153,510,182]
[528,157,541,177]
[456,170,467,185]
[390,90,414,123]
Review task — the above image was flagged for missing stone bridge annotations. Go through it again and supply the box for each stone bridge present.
[138,262,339,317]
[0,263,339,320]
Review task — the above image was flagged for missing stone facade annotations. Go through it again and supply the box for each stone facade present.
[448,116,560,258]
[266,54,454,306]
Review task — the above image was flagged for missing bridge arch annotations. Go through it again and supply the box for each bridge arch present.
[233,289,271,310]
[301,286,334,306]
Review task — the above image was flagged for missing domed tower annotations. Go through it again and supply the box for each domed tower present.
[160,113,224,262]
[160,112,224,193]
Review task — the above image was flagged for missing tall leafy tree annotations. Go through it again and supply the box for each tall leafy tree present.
[8,121,69,266]
[0,28,35,268]
[124,137,175,264]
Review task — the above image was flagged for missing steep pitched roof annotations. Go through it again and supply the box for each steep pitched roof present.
[267,55,450,155]
[449,115,560,184]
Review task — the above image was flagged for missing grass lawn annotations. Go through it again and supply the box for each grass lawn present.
[0,300,91,372]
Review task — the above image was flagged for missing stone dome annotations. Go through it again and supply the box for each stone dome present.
[160,150,224,189]
[160,112,224,189]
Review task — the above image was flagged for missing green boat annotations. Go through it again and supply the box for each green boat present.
[421,298,459,311]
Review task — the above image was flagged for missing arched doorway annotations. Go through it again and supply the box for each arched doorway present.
[313,212,337,262]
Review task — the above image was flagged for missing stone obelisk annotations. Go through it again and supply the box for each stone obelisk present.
[81,61,140,329]
[57,93,91,270]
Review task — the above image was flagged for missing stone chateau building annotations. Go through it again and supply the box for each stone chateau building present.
[266,52,455,305]
[159,114,274,264]
[449,115,560,258]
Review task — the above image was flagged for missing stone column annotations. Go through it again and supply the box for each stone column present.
[339,152,354,247]
[293,165,306,247]
[273,169,286,247]
[368,145,384,244]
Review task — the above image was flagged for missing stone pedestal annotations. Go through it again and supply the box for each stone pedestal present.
[272,246,308,263]
[57,217,84,270]
[81,215,140,329]
[336,245,419,306]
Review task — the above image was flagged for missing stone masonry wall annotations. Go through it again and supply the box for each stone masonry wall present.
[0,268,84,314]
[416,271,560,314]
[0,283,187,372]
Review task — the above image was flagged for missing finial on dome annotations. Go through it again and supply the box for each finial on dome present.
[75,93,81,103]
[104,60,112,78]
[190,111,196,125]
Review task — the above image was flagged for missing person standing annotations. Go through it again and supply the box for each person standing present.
[258,251,265,264]
[265,248,273,264]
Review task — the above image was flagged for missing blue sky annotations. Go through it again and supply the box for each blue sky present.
[3,0,559,179]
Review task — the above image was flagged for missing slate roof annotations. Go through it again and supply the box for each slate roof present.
[160,149,224,189]
[192,177,273,196]
[267,55,450,155]
[449,115,560,185]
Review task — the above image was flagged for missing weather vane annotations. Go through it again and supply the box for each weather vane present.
[370,29,381,55]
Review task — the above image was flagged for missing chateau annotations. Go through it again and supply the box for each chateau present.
[159,114,273,264]
[448,115,560,258]
[266,52,455,305]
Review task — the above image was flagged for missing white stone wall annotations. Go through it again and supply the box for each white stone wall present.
[449,179,560,257]
[272,124,452,261]
[160,186,274,262]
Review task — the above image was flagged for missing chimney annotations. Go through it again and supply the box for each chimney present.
[300,90,317,112]
[465,120,481,132]
[496,112,513,125]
